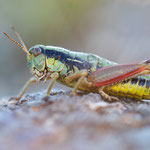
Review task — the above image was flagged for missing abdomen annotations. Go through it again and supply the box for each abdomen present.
[104,76,150,100]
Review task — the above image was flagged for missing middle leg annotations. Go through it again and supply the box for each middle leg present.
[64,70,91,94]
[46,72,59,96]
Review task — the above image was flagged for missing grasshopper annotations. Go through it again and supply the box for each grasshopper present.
[3,30,150,102]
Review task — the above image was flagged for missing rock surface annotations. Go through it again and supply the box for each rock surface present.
[1,89,150,150]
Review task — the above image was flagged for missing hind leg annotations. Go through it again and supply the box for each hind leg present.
[98,87,119,102]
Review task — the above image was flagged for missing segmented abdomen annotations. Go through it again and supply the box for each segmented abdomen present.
[104,76,150,100]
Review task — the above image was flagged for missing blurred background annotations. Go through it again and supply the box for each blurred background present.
[1,0,150,97]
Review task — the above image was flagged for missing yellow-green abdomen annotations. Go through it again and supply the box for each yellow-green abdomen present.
[104,76,150,100]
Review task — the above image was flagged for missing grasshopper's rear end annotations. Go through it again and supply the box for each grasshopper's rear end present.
[104,76,150,100]
[88,60,150,101]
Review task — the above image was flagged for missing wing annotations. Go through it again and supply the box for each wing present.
[88,63,148,87]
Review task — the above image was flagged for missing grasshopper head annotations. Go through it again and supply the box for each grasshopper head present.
[3,32,48,80]
[27,45,47,78]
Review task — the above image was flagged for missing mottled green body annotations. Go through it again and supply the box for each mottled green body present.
[27,45,150,100]
[27,45,115,85]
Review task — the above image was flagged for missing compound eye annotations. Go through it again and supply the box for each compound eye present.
[32,47,42,57]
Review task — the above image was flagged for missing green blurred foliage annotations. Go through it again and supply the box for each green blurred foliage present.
[1,0,98,45]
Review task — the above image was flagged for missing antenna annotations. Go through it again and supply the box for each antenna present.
[3,32,31,56]
[11,26,28,51]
